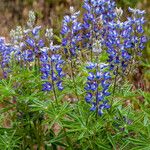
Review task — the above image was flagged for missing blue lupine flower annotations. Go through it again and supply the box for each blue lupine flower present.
[39,32,65,91]
[137,25,144,33]
[38,39,45,47]
[41,72,49,79]
[90,82,98,91]
[101,80,110,89]
[50,43,61,51]
[103,89,111,96]
[61,25,69,35]
[131,36,138,43]
[121,61,128,69]
[23,50,34,62]
[140,36,147,43]
[72,22,82,32]
[25,37,35,47]
[0,3,147,118]
[56,81,64,91]
[105,11,146,74]
[96,72,102,79]
[0,39,15,76]
[128,7,146,15]
[40,46,65,92]
[90,102,96,111]
[87,72,95,81]
[61,7,82,57]
[40,51,48,62]
[98,101,110,116]
[51,54,60,62]
[55,64,62,72]
[32,26,41,36]
[103,72,111,80]
[84,82,91,91]
[83,2,91,12]
[122,50,131,60]
[64,15,70,23]
[85,92,93,103]
[40,64,50,73]
[42,82,52,91]
[96,92,104,102]
[139,43,145,50]
[58,70,65,78]
[62,38,68,46]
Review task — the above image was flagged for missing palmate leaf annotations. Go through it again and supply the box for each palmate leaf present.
[0,129,21,150]
[0,79,16,101]
[30,99,52,112]
[129,138,150,150]
[119,141,131,150]
[35,101,73,129]
[61,101,112,149]
[62,104,91,133]
[131,146,150,150]
[95,142,111,150]
[107,133,117,150]
[44,129,68,149]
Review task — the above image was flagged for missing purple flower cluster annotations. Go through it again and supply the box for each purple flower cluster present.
[84,62,111,116]
[0,37,15,77]
[40,50,65,91]
[61,7,82,57]
[106,7,147,73]
[23,26,45,62]
[83,0,116,24]
[81,0,116,50]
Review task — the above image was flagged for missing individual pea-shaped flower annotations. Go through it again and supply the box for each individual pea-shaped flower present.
[40,51,49,62]
[25,37,35,48]
[96,92,104,102]
[56,81,64,91]
[121,49,131,61]
[87,72,95,81]
[22,50,34,62]
[85,92,93,103]
[98,101,110,116]
[40,64,50,74]
[42,82,52,91]
[32,26,41,38]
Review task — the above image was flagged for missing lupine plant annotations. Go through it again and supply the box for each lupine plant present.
[0,0,149,149]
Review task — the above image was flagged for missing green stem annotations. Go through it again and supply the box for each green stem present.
[90,49,93,62]
[51,60,58,105]
[70,58,79,101]
[110,66,119,113]
[112,66,118,96]
[95,55,99,120]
